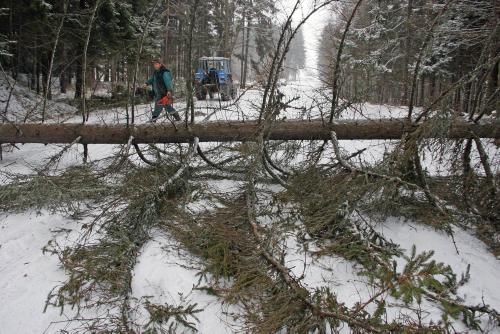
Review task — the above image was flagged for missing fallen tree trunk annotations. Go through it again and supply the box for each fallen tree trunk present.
[0,119,498,144]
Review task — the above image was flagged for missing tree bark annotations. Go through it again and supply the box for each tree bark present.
[59,55,68,94]
[328,0,364,123]
[240,12,246,87]
[185,0,200,125]
[81,0,101,123]
[403,0,413,104]
[407,0,453,120]
[242,1,251,89]
[74,59,82,99]
[42,0,67,122]
[1,119,497,144]
[487,57,499,115]
[130,0,161,125]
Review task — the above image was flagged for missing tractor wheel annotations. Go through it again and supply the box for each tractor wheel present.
[196,86,208,100]
[220,85,230,101]
[195,86,203,100]
[196,92,205,100]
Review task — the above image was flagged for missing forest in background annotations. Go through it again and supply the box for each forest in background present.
[0,0,499,333]
[0,0,305,100]
[318,0,499,115]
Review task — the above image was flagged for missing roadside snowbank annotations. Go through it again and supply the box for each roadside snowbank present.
[0,76,77,123]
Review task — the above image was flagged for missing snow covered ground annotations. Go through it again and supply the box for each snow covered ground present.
[1,76,499,333]
[0,212,84,334]
[130,231,239,333]
[2,210,500,332]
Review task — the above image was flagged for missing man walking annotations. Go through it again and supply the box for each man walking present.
[145,59,181,122]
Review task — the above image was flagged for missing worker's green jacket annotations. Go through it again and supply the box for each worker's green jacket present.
[146,66,173,100]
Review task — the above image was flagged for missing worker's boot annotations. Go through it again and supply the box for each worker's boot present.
[172,112,181,121]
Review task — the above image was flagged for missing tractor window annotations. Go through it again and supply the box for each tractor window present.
[199,59,230,72]
[222,61,231,73]
[207,60,217,69]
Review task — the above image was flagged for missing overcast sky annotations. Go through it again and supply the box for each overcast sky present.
[276,0,334,77]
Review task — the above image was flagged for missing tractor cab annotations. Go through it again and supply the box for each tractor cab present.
[195,57,231,83]
[194,57,236,101]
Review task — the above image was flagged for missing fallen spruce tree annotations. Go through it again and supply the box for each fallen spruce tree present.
[0,118,498,144]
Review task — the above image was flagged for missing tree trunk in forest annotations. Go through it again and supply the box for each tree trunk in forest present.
[240,13,245,87]
[223,0,231,56]
[487,57,499,115]
[418,76,425,107]
[59,44,68,94]
[188,0,200,124]
[43,0,66,107]
[36,57,41,94]
[41,57,49,100]
[463,81,471,115]
[104,59,110,82]
[242,2,251,89]
[403,0,413,104]
[454,86,461,112]
[9,0,16,79]
[329,0,364,123]
[1,119,497,144]
[31,40,37,91]
[110,56,117,95]
[82,0,101,122]
[430,74,436,102]
[130,0,161,125]
[163,0,170,63]
[75,59,82,99]
[60,72,67,94]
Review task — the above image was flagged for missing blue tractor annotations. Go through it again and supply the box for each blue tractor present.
[194,57,237,101]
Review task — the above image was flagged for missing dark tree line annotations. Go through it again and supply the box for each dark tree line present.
[0,0,305,104]
[2,0,151,97]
